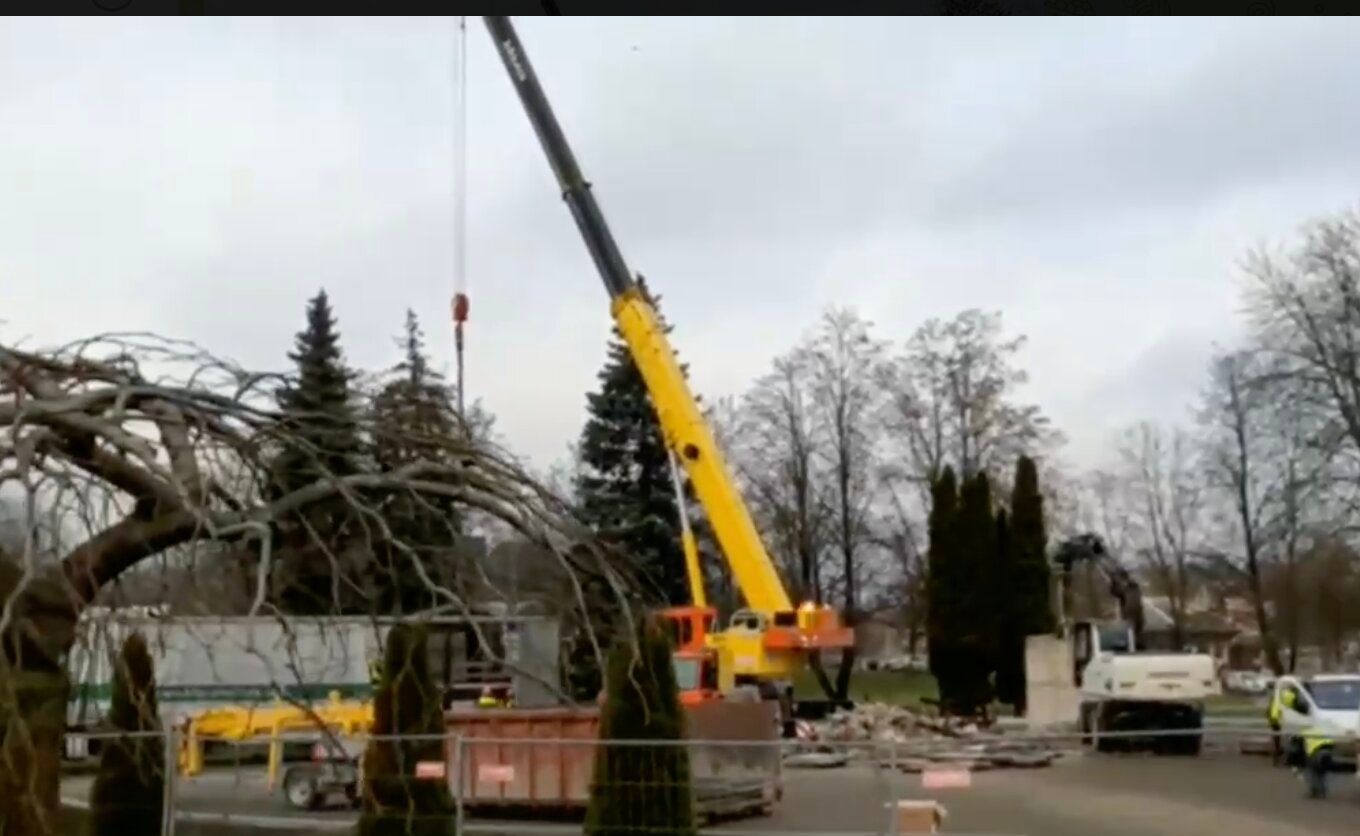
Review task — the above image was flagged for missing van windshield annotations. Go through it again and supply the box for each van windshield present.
[1305,679,1360,711]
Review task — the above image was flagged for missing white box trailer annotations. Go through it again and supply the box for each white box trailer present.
[65,610,562,740]
[67,612,385,733]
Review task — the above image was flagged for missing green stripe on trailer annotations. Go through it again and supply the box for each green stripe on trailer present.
[70,682,373,704]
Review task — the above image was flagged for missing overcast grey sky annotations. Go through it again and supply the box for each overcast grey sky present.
[3,17,1358,472]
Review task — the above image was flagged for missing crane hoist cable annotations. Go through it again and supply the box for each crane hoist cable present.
[451,14,470,417]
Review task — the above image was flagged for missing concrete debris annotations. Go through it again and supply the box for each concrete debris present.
[783,751,852,769]
[796,703,1060,770]
[807,703,974,744]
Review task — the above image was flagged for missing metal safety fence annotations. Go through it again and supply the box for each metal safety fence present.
[52,721,1335,836]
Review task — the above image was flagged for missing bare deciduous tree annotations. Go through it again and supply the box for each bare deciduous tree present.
[1247,210,1360,494]
[0,334,627,835]
[804,308,888,699]
[1117,422,1205,650]
[1199,350,1284,673]
[869,483,927,656]
[882,309,1056,495]
[734,352,830,606]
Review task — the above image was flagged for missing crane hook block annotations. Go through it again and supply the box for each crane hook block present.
[452,293,470,324]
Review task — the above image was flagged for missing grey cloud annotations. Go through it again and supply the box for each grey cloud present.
[2,17,1357,470]
[930,18,1360,228]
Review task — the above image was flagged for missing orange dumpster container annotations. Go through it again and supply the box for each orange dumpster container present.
[447,707,600,809]
[445,701,781,817]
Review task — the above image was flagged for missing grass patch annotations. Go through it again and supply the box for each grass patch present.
[793,668,938,708]
[1205,693,1267,718]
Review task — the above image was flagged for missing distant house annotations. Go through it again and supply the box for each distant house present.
[1140,595,1241,662]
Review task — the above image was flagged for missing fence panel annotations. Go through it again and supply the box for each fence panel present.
[49,720,1313,836]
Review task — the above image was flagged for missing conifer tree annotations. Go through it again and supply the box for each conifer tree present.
[358,625,456,836]
[996,455,1053,713]
[370,310,464,613]
[577,280,694,607]
[270,289,368,614]
[89,633,163,836]
[584,615,695,836]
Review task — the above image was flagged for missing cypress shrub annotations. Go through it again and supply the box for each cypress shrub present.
[584,615,695,836]
[358,625,456,836]
[89,633,164,836]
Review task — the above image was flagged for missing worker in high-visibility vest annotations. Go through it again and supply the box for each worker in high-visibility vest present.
[1266,687,1285,765]
[477,686,500,709]
[1301,727,1335,799]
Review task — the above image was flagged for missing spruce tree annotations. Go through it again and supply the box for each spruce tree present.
[584,615,695,836]
[993,507,1021,710]
[925,467,959,698]
[996,455,1053,714]
[947,472,997,715]
[358,625,456,836]
[270,289,368,614]
[89,633,163,836]
[577,281,692,607]
[370,310,464,614]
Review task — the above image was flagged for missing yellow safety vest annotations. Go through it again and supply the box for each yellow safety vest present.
[477,695,498,708]
[1267,693,1282,726]
[1303,728,1334,758]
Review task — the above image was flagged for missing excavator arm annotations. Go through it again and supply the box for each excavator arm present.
[1053,533,1146,647]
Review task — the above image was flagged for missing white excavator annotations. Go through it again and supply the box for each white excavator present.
[1054,534,1220,755]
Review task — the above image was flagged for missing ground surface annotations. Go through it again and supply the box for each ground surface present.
[63,746,1359,835]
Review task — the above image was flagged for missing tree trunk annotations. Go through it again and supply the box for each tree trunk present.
[1245,559,1283,675]
[833,644,857,702]
[1,564,82,836]
[808,654,837,701]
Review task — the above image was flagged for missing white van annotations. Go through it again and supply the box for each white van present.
[1272,674,1360,767]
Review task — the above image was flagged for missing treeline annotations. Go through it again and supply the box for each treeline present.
[926,458,1053,716]
[1080,209,1360,674]
[570,206,1360,698]
[564,285,1058,699]
[259,291,492,616]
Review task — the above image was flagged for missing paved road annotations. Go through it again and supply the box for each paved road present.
[64,750,1359,835]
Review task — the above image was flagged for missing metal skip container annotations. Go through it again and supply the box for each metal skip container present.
[446,700,782,819]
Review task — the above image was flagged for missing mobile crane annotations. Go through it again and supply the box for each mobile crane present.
[483,17,853,711]
[1052,533,1218,755]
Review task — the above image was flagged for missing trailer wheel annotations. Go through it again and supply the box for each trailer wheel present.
[283,767,323,811]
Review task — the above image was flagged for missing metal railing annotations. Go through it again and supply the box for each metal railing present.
[52,722,1318,836]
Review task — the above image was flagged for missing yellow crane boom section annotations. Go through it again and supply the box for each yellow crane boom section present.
[612,287,793,616]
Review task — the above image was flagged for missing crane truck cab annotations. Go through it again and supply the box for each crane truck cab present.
[1271,674,1360,769]
[659,603,827,734]
[1072,619,1219,755]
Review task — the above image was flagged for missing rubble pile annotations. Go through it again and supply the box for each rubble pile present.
[808,703,975,745]
[789,703,1061,771]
